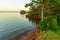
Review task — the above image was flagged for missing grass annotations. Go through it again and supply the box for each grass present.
[40,30,60,40]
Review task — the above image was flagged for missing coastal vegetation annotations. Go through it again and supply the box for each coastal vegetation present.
[25,0,60,40]
[20,10,26,14]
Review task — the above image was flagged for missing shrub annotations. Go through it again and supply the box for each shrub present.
[57,15,60,26]
[40,16,60,31]
[20,10,26,14]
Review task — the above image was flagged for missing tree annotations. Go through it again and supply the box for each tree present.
[25,0,60,21]
[20,10,26,14]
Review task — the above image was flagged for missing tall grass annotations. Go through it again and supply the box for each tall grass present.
[40,30,60,40]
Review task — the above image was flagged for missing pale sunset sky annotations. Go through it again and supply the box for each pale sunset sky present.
[0,0,30,11]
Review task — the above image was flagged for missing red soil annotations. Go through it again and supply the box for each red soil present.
[12,27,40,40]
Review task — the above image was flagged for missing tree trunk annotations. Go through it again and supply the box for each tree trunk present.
[41,5,44,21]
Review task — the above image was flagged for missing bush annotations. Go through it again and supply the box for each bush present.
[40,16,60,31]
[57,15,60,26]
[20,10,26,14]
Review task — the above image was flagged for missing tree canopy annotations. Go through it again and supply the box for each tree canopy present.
[25,0,60,21]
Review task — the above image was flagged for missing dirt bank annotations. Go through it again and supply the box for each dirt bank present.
[12,26,40,40]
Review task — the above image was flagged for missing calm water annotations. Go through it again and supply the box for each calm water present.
[0,13,36,40]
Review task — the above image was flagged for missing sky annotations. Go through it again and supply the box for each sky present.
[0,0,31,11]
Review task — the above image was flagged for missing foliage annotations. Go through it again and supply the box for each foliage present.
[20,10,26,14]
[57,14,60,26]
[40,16,60,31]
[25,0,60,14]
[39,14,60,40]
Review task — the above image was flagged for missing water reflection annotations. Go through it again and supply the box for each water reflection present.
[26,15,40,25]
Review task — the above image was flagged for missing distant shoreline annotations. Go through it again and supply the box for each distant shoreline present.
[0,11,19,13]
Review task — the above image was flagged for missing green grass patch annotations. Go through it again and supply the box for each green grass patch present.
[40,30,60,40]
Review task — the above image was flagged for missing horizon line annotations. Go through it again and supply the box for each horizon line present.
[0,11,20,13]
